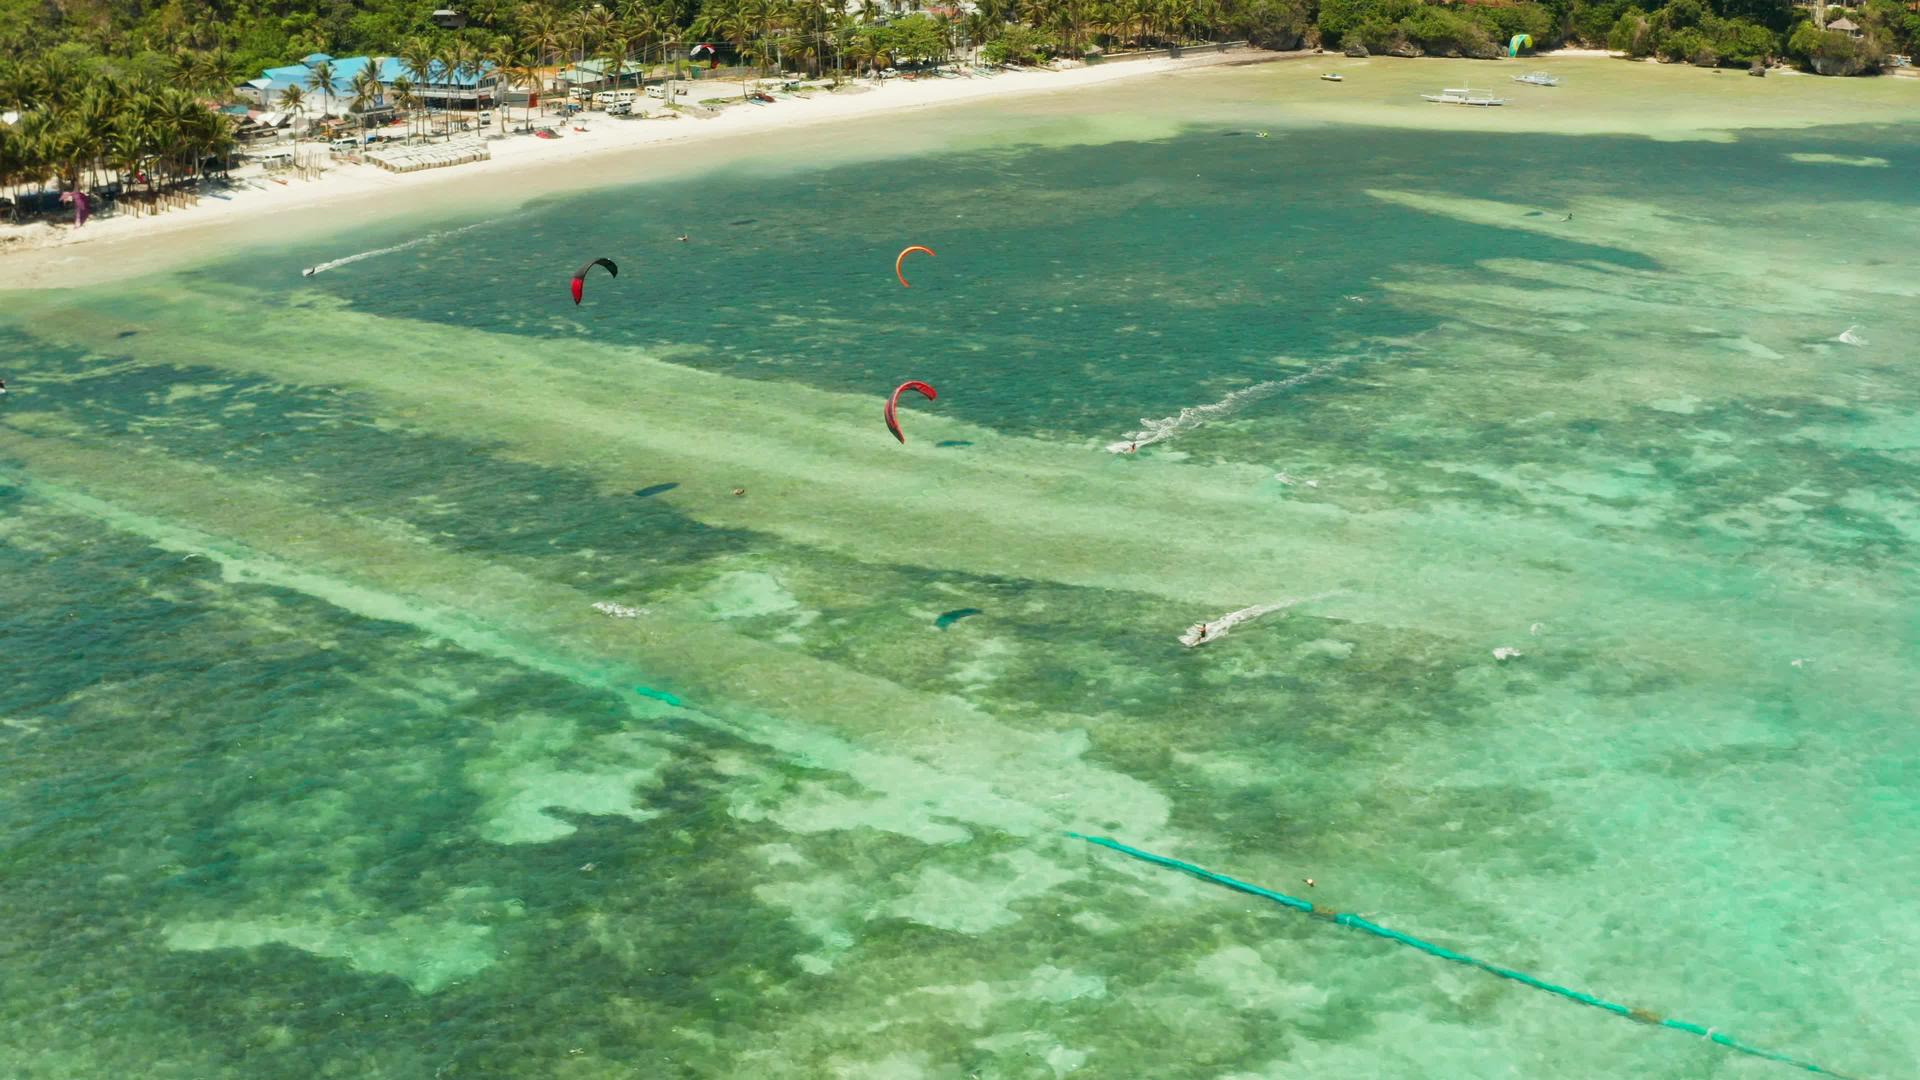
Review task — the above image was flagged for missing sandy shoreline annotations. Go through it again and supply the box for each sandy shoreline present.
[0,50,1292,289]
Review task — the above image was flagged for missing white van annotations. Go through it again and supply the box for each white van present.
[595,89,636,107]
[645,85,666,99]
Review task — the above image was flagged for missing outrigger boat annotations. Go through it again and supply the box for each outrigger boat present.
[1320,72,1344,82]
[1421,83,1506,106]
[1511,71,1559,86]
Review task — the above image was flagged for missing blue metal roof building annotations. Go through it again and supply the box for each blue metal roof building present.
[243,55,497,112]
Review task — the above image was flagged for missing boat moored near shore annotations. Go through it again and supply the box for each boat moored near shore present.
[1421,85,1506,106]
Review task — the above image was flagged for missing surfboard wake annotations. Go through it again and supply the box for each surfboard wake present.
[1180,592,1339,648]
[1105,358,1351,454]
[302,220,492,276]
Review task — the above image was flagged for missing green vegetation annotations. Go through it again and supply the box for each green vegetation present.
[2,0,1915,221]
[1606,0,1917,70]
[1319,0,1551,58]
[0,50,240,220]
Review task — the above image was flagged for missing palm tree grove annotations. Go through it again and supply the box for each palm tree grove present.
[2,0,1914,221]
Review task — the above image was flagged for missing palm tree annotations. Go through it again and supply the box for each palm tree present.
[506,61,543,130]
[625,6,666,70]
[848,30,885,73]
[388,77,421,142]
[304,59,338,126]
[596,26,631,102]
[432,39,459,138]
[108,120,147,214]
[446,38,477,136]
[398,38,437,142]
[523,5,564,73]
[349,66,384,153]
[483,37,521,133]
[205,50,246,99]
[277,83,307,163]
[521,8,564,118]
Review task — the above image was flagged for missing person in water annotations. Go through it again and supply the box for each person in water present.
[0,378,8,397]
[1195,623,1207,641]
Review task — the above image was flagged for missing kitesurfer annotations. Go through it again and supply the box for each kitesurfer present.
[0,378,8,397]
[1196,623,1208,641]
[677,234,689,243]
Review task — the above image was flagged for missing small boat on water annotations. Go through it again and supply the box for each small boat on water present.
[1421,85,1506,106]
[1511,71,1559,86]
[1320,72,1344,82]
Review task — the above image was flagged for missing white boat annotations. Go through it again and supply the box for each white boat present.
[1421,84,1506,106]
[1320,72,1343,82]
[1511,71,1559,86]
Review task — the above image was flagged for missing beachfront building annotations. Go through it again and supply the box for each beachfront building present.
[240,53,498,114]
[560,59,648,92]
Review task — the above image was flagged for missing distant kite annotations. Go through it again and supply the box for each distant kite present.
[895,245,934,288]
[885,380,937,444]
[570,257,617,304]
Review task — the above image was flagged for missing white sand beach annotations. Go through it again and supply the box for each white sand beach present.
[0,50,1286,288]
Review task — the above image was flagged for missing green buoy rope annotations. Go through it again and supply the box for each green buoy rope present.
[1069,833,1853,1078]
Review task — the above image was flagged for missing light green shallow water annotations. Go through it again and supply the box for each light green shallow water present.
[2,59,1917,1079]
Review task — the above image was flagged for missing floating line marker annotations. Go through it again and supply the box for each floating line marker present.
[1069,833,1852,1078]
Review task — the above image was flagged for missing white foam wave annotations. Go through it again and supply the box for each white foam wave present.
[1180,592,1338,648]
[1836,325,1867,347]
[592,601,647,619]
[1106,359,1350,453]
[302,220,491,276]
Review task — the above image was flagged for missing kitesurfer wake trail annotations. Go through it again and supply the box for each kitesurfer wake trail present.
[571,257,618,304]
[301,219,493,278]
[895,245,935,288]
[885,381,937,443]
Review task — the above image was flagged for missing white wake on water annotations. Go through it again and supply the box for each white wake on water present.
[1105,359,1351,453]
[1180,592,1339,648]
[592,601,647,619]
[1836,325,1867,346]
[302,220,492,276]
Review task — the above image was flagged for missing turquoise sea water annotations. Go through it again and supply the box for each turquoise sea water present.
[4,63,1918,1078]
